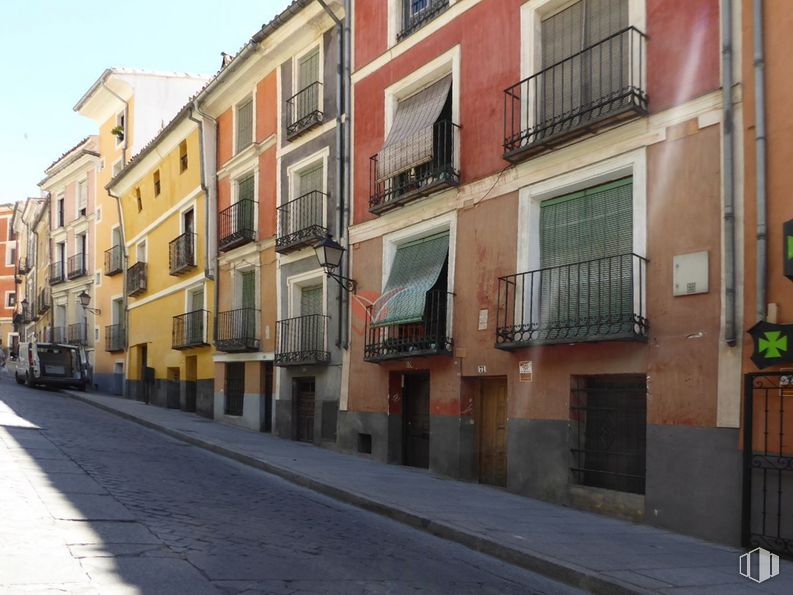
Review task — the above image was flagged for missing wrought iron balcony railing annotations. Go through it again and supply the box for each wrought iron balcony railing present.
[495,253,648,349]
[127,262,147,297]
[37,288,51,314]
[68,322,87,345]
[364,290,453,362]
[172,310,209,350]
[52,326,66,344]
[218,199,256,252]
[105,324,125,352]
[104,245,123,276]
[169,232,196,275]
[67,253,86,280]
[286,81,323,139]
[369,120,460,214]
[276,190,328,253]
[17,257,31,275]
[275,314,329,366]
[50,262,65,285]
[503,27,647,162]
[398,0,449,41]
[216,308,260,352]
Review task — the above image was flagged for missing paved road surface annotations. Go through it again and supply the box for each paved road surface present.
[0,370,583,594]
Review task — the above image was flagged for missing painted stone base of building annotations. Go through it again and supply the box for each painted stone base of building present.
[338,412,742,546]
[122,378,213,418]
[212,360,273,432]
[94,372,124,396]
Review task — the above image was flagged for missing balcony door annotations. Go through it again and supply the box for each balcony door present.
[299,285,323,354]
[183,208,195,265]
[296,47,320,120]
[296,163,324,234]
[539,0,628,134]
[187,287,204,345]
[240,270,257,333]
[539,177,633,337]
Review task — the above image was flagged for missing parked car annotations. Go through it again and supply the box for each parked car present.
[15,341,88,390]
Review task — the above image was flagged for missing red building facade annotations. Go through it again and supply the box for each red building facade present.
[339,0,741,544]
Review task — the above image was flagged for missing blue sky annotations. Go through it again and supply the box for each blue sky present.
[0,0,293,202]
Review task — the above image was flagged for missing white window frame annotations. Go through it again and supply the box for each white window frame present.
[287,270,327,319]
[136,239,147,264]
[232,168,259,235]
[5,244,15,267]
[111,296,124,325]
[387,0,461,49]
[77,178,88,216]
[5,291,15,308]
[292,42,324,113]
[383,45,461,175]
[56,194,65,228]
[516,148,647,325]
[381,211,456,338]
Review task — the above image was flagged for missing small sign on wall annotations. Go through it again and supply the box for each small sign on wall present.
[477,365,487,374]
[519,360,533,382]
[478,308,489,331]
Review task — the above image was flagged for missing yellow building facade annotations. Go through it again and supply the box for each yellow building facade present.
[109,113,215,413]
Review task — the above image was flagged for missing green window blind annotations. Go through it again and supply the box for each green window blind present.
[372,233,449,327]
[539,178,633,334]
[241,271,256,310]
[236,98,253,153]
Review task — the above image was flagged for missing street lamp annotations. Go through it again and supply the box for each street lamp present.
[314,234,356,293]
[77,290,100,315]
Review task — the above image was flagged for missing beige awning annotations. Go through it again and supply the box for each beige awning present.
[376,75,452,182]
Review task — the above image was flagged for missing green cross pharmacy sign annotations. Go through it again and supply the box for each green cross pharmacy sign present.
[749,321,793,369]
[786,218,793,280]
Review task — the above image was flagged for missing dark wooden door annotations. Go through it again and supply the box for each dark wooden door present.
[225,362,245,416]
[478,378,508,486]
[403,372,430,468]
[296,378,315,443]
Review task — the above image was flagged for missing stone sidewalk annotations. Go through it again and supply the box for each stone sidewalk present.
[63,389,792,594]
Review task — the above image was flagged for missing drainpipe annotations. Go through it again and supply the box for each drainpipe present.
[753,0,767,322]
[722,0,736,345]
[316,0,347,349]
[107,188,129,395]
[191,101,219,341]
[342,0,352,350]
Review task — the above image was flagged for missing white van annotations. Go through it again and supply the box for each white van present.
[15,342,88,390]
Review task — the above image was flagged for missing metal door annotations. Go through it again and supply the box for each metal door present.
[743,372,793,558]
[403,372,430,468]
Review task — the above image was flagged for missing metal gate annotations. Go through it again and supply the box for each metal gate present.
[743,372,793,558]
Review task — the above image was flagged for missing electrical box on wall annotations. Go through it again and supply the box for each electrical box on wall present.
[673,251,709,296]
[784,218,793,280]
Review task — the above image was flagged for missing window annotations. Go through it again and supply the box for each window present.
[179,141,188,173]
[153,170,161,197]
[6,293,15,308]
[7,246,15,267]
[287,48,323,138]
[114,111,126,145]
[77,179,88,217]
[571,375,647,494]
[56,196,65,228]
[96,207,102,222]
[371,75,458,213]
[538,178,633,338]
[136,188,142,212]
[236,98,254,153]
[398,0,450,40]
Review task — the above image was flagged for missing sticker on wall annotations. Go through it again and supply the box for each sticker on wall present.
[478,308,488,331]
[519,360,533,382]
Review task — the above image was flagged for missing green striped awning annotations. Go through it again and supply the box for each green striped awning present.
[372,233,449,326]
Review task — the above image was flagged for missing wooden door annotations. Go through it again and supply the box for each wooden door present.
[478,378,508,486]
[296,378,315,443]
[403,372,430,468]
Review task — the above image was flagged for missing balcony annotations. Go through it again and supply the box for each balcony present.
[50,262,65,285]
[105,324,125,352]
[503,27,647,162]
[52,326,66,344]
[398,0,449,41]
[169,232,196,275]
[218,200,256,252]
[495,253,648,349]
[364,290,453,362]
[68,322,87,345]
[276,191,328,253]
[172,310,209,350]
[37,288,51,314]
[216,308,260,352]
[17,257,31,275]
[104,245,123,276]
[67,253,86,280]
[286,81,323,139]
[369,120,460,214]
[127,262,147,297]
[275,314,329,367]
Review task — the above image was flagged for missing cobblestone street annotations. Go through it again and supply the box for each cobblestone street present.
[0,372,581,594]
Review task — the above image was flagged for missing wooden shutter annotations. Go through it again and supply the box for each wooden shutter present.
[236,99,253,153]
[300,285,323,316]
[241,271,256,310]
